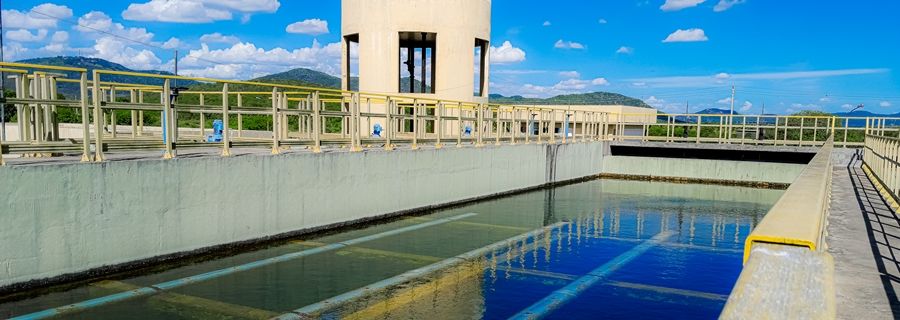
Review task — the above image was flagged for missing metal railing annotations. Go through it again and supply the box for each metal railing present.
[621,113,896,147]
[862,134,900,208]
[1,61,898,165]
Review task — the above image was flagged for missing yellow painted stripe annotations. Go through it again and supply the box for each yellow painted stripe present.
[91,280,279,318]
[343,262,484,320]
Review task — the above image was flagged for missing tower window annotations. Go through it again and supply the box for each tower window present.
[344,34,359,91]
[474,39,488,97]
[399,32,436,94]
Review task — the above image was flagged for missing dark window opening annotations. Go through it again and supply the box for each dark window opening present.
[399,32,436,94]
[344,34,359,91]
[474,39,488,97]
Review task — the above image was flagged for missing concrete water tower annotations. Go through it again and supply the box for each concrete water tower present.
[341,0,492,103]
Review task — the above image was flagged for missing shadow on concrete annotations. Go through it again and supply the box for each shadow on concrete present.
[848,151,900,318]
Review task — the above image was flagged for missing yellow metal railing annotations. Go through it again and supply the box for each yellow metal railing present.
[0,61,897,165]
[862,134,900,211]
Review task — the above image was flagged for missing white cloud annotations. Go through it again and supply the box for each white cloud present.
[714,0,746,12]
[50,31,69,43]
[76,11,155,43]
[1,3,73,30]
[495,76,610,98]
[882,101,892,107]
[542,21,552,27]
[592,78,610,86]
[630,68,891,88]
[559,71,580,78]
[717,97,733,105]
[6,29,49,42]
[122,0,280,23]
[491,69,546,75]
[663,28,709,43]
[200,32,241,44]
[819,96,832,103]
[740,101,753,112]
[787,103,821,113]
[660,0,706,11]
[92,37,162,70]
[598,18,608,24]
[646,96,665,107]
[286,19,329,35]
[162,37,182,49]
[178,39,343,79]
[841,104,854,110]
[123,0,230,23]
[616,46,634,54]
[632,82,647,87]
[490,41,526,64]
[554,39,585,49]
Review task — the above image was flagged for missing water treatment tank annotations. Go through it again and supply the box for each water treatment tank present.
[341,0,492,103]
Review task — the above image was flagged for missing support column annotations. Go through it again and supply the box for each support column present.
[78,72,91,161]
[162,79,175,159]
[92,71,106,161]
[221,83,231,157]
[311,91,322,153]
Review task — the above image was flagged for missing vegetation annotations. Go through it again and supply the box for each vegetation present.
[489,92,652,108]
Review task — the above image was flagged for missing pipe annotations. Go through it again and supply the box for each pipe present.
[10,212,478,320]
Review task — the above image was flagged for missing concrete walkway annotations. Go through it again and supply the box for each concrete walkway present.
[828,154,900,319]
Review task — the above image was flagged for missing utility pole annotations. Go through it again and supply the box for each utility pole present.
[173,50,178,88]
[728,84,735,140]
[0,0,6,141]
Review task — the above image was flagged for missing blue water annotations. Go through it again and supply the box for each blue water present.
[0,179,779,319]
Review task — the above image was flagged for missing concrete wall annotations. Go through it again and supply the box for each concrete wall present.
[0,142,604,290]
[602,155,806,185]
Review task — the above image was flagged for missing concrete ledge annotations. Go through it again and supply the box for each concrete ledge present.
[743,137,833,262]
[602,155,805,186]
[721,243,836,320]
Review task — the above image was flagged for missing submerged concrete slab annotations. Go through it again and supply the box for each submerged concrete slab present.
[827,157,900,319]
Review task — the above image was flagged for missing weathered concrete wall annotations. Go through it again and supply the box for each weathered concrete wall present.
[0,142,605,289]
[602,155,806,185]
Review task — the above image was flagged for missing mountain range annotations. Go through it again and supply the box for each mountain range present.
[8,56,651,108]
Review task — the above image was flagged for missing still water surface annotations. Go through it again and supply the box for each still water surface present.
[0,179,781,319]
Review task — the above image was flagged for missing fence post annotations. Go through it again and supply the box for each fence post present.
[129,89,137,139]
[221,83,231,157]
[411,99,419,150]
[351,92,362,152]
[162,79,174,160]
[456,102,462,148]
[384,97,394,151]
[495,106,502,146]
[92,70,106,161]
[476,103,484,147]
[435,101,444,149]
[79,72,91,162]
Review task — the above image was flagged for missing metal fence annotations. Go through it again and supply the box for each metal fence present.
[862,135,900,207]
[1,61,898,165]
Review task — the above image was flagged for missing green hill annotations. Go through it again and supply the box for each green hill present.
[489,92,652,108]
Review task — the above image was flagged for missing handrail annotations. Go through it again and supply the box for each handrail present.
[0,61,896,165]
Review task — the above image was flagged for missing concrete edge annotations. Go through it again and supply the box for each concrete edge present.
[0,173,602,299]
[598,173,790,190]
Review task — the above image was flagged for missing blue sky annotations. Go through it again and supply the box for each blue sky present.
[2,0,899,114]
